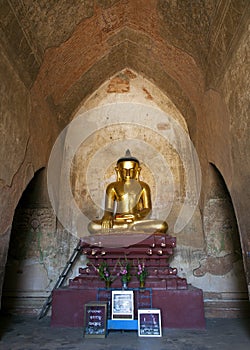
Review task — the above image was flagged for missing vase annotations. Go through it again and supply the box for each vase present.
[122,280,128,289]
[139,280,145,289]
[105,280,111,289]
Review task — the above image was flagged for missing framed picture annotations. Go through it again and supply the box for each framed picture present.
[111,290,134,320]
[84,301,108,338]
[138,309,162,337]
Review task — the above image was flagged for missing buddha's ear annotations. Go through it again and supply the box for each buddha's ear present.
[115,166,121,181]
[136,167,141,180]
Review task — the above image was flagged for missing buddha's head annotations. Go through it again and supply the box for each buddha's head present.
[116,150,141,181]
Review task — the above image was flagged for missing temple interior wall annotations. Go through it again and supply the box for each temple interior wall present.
[2,70,248,316]
[0,1,249,318]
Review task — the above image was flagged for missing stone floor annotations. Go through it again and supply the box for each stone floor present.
[0,313,249,350]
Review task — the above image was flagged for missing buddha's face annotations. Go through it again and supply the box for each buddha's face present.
[116,161,140,180]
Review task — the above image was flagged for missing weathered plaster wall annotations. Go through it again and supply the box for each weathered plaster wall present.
[200,23,250,297]
[221,23,250,291]
[0,43,62,310]
[0,46,31,307]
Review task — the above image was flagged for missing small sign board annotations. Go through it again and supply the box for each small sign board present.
[84,301,108,338]
[111,290,134,320]
[138,309,162,337]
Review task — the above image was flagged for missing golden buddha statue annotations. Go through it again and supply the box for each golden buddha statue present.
[88,150,168,234]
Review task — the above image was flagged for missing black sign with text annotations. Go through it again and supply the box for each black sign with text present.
[84,302,108,338]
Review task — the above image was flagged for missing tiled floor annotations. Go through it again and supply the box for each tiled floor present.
[0,313,249,350]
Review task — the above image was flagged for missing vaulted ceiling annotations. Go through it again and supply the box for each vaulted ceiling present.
[0,0,249,124]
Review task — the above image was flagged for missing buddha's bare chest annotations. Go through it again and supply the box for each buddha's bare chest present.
[114,183,142,203]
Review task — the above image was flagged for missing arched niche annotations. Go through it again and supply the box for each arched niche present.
[1,168,58,313]
[59,69,203,247]
[193,163,248,300]
[204,164,241,261]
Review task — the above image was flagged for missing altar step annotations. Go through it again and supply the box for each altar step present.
[38,239,83,319]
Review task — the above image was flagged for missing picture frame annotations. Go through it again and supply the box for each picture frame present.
[111,290,134,320]
[84,301,108,338]
[138,309,162,337]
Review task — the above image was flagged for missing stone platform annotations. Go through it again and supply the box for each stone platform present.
[51,233,205,329]
[51,284,205,328]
